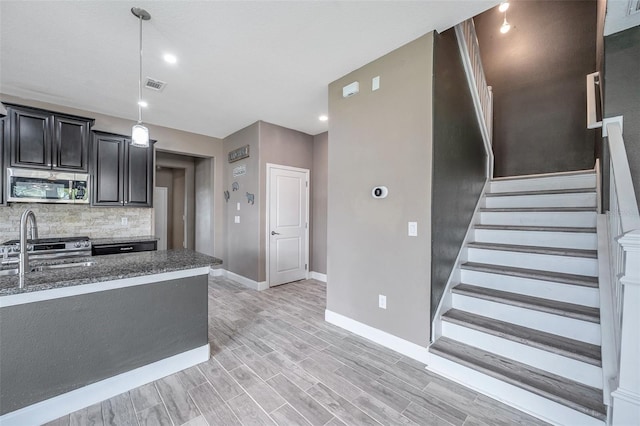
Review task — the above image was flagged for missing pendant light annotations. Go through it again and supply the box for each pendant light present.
[131,7,151,147]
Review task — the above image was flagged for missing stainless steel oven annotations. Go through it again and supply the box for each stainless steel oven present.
[6,168,90,204]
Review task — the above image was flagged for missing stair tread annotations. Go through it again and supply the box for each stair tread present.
[474,224,596,233]
[429,337,606,420]
[452,284,600,322]
[466,241,597,258]
[486,187,596,197]
[460,262,599,288]
[480,207,596,212]
[491,169,595,181]
[442,309,602,366]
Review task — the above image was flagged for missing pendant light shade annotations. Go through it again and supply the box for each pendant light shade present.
[131,7,150,147]
[131,123,149,147]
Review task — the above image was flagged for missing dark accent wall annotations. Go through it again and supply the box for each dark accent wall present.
[604,26,640,210]
[0,275,208,415]
[474,1,597,177]
[431,29,487,322]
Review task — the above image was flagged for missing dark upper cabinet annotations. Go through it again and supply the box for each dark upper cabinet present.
[92,131,154,208]
[6,104,93,172]
[55,116,90,171]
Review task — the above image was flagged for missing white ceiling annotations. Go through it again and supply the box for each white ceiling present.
[0,1,497,139]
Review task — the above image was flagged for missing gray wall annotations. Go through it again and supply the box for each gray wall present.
[327,33,434,346]
[195,158,216,256]
[259,121,314,282]
[312,132,328,275]
[224,123,261,282]
[604,26,640,210]
[474,1,598,177]
[0,276,208,415]
[431,29,487,322]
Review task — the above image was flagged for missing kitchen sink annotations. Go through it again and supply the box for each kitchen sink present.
[0,268,19,276]
[32,261,96,272]
[0,261,96,276]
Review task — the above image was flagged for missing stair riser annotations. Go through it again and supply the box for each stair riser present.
[485,193,597,209]
[452,294,601,344]
[441,322,603,388]
[467,248,598,277]
[474,229,597,250]
[460,269,600,307]
[480,211,597,227]
[490,174,596,193]
[426,353,605,426]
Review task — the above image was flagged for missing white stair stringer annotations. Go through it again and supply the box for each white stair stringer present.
[430,169,607,425]
[426,351,605,426]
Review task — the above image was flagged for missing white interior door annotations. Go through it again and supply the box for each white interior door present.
[154,187,168,251]
[268,165,309,287]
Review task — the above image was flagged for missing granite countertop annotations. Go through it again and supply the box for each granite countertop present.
[0,249,222,296]
[91,235,159,245]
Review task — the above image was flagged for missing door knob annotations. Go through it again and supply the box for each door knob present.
[271,231,280,235]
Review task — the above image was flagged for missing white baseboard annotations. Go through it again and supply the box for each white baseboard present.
[310,271,327,282]
[0,344,210,426]
[325,309,429,364]
[210,269,268,291]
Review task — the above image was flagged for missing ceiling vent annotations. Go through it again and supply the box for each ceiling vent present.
[144,77,167,92]
[628,0,640,15]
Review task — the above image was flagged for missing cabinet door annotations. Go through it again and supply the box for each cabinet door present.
[124,142,154,207]
[10,108,52,169]
[54,116,90,172]
[92,134,125,206]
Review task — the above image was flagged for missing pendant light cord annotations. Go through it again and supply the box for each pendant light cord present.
[138,14,143,124]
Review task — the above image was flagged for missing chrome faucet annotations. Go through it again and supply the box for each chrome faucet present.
[18,208,38,288]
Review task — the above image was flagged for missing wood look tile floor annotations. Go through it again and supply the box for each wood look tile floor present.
[45,277,549,426]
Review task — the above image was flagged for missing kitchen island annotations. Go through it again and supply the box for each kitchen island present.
[0,249,221,425]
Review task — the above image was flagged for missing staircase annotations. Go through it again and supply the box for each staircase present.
[428,170,607,426]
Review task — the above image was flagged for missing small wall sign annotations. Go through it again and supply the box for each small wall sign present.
[228,145,249,163]
[233,164,247,177]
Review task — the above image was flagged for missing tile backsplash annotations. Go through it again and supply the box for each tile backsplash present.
[0,203,152,241]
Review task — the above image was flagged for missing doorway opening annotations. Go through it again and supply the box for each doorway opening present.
[154,151,215,254]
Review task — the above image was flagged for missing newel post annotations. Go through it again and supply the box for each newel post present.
[612,229,640,424]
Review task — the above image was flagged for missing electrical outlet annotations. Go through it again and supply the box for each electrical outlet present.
[237,202,241,211]
[379,294,387,309]
[234,215,240,224]
[121,217,128,226]
[408,221,418,237]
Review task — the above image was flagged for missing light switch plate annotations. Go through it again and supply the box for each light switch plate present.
[379,294,387,309]
[408,222,418,237]
[372,76,380,91]
[234,216,240,224]
[237,202,241,211]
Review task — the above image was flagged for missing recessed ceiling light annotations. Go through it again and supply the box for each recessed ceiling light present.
[319,115,328,122]
[138,100,148,107]
[163,53,177,64]
[498,2,509,12]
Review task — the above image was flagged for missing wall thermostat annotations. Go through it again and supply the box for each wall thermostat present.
[372,186,388,199]
[343,81,360,98]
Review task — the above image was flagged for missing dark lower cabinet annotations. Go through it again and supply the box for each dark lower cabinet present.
[6,104,93,172]
[92,131,154,207]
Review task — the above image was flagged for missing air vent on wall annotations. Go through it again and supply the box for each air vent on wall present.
[144,77,167,92]
[629,0,640,15]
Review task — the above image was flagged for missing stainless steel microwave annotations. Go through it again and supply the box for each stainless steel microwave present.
[6,168,90,204]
